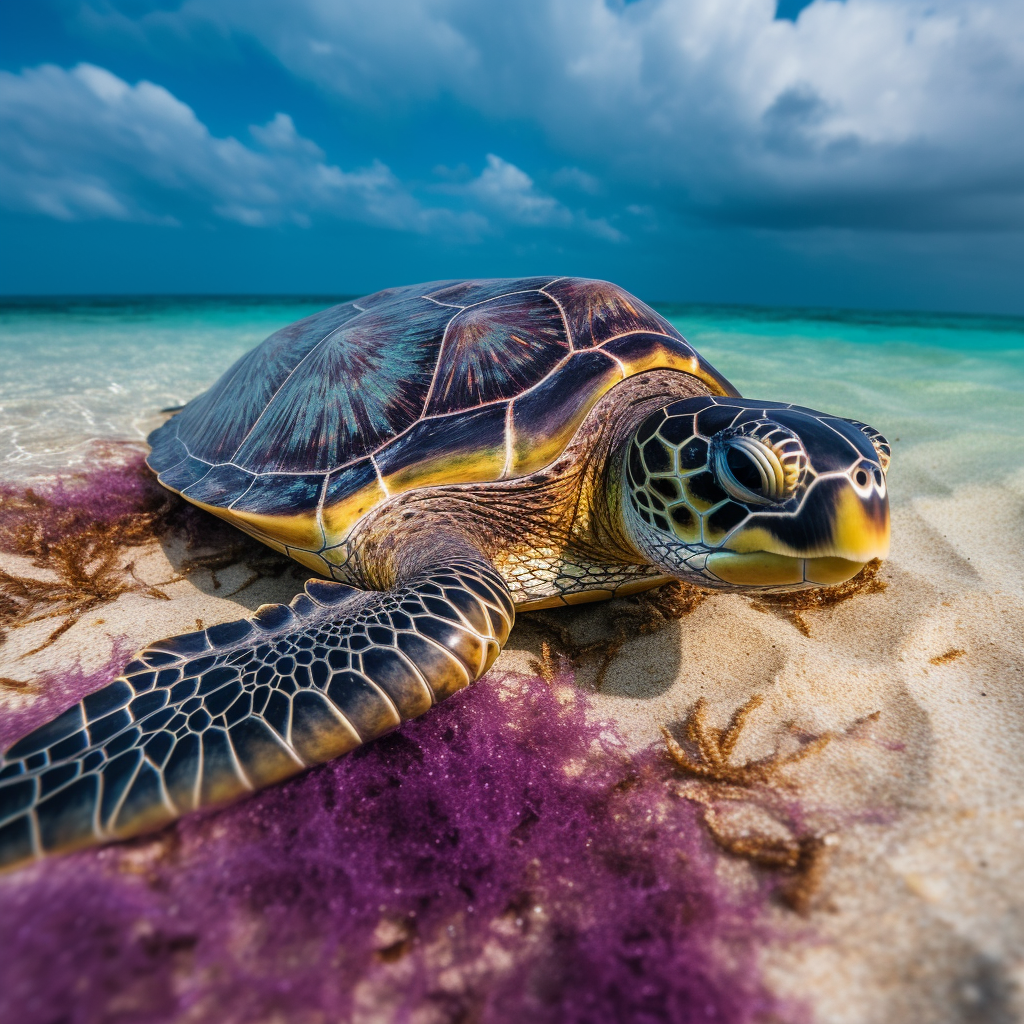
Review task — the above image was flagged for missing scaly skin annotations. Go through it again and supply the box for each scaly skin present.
[0,372,890,872]
[333,370,709,609]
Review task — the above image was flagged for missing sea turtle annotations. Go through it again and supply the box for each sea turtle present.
[0,277,891,870]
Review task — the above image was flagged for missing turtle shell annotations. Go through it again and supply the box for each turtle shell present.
[147,278,737,556]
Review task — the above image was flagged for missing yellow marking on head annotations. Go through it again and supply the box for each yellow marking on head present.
[681,480,719,514]
[701,507,740,546]
[667,505,701,543]
[831,487,890,561]
[723,525,799,556]
[706,551,804,586]
[723,485,890,562]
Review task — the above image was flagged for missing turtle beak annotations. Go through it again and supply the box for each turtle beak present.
[828,480,890,562]
[708,476,890,588]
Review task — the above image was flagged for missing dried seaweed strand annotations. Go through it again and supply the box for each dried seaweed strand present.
[0,458,298,656]
[749,558,887,636]
[663,695,836,914]
[527,580,710,687]
[929,647,966,665]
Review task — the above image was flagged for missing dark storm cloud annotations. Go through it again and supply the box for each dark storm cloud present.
[77,0,1024,231]
[4,0,1023,235]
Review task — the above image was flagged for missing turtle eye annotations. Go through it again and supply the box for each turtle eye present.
[715,437,787,505]
[711,420,806,507]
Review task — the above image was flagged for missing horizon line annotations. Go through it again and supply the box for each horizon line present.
[1,292,1023,327]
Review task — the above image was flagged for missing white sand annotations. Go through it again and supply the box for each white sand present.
[2,446,1023,1023]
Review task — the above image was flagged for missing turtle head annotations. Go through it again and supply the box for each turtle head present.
[620,397,890,591]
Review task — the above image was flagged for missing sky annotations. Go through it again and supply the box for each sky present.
[1,0,1023,313]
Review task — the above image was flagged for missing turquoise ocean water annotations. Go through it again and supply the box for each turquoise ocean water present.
[1,296,1022,503]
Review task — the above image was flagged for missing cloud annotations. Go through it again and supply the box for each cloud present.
[125,0,1024,231]
[457,154,623,241]
[0,62,624,242]
[464,154,572,227]
[0,62,470,232]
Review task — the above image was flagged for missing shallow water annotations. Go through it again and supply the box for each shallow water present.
[1,295,1021,497]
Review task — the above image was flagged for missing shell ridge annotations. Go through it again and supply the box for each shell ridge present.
[452,286,554,314]
[226,475,259,510]
[816,415,875,456]
[539,284,575,351]
[208,461,329,479]
[419,304,468,418]
[597,327,676,348]
[149,418,189,476]
[164,279,740,542]
[422,292,572,418]
[232,295,454,474]
[501,400,515,479]
[603,351,628,375]
[160,346,263,464]
[169,302,364,467]
[315,463,330,543]
[365,351,576,468]
[224,306,369,466]
[179,463,215,494]
[424,277,558,308]
[369,454,391,498]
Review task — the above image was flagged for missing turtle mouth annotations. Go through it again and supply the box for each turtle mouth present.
[721,482,891,566]
[702,552,867,588]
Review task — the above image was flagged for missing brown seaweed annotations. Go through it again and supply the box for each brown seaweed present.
[526,580,710,687]
[0,454,297,656]
[663,695,837,914]
[750,557,887,635]
[929,647,966,665]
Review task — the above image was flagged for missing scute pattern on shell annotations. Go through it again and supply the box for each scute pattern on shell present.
[147,277,734,545]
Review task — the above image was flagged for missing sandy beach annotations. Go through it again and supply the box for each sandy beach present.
[1,302,1022,1023]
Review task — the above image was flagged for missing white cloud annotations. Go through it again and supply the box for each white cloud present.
[248,112,324,159]
[459,154,623,241]
[135,0,1024,230]
[465,154,571,227]
[0,62,622,241]
[0,62,471,232]
[551,167,603,196]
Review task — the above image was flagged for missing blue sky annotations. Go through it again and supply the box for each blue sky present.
[2,0,1023,313]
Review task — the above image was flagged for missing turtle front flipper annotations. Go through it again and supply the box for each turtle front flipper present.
[0,557,514,872]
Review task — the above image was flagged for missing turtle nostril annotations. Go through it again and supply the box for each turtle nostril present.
[855,469,869,487]
[726,447,765,494]
[873,468,884,487]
